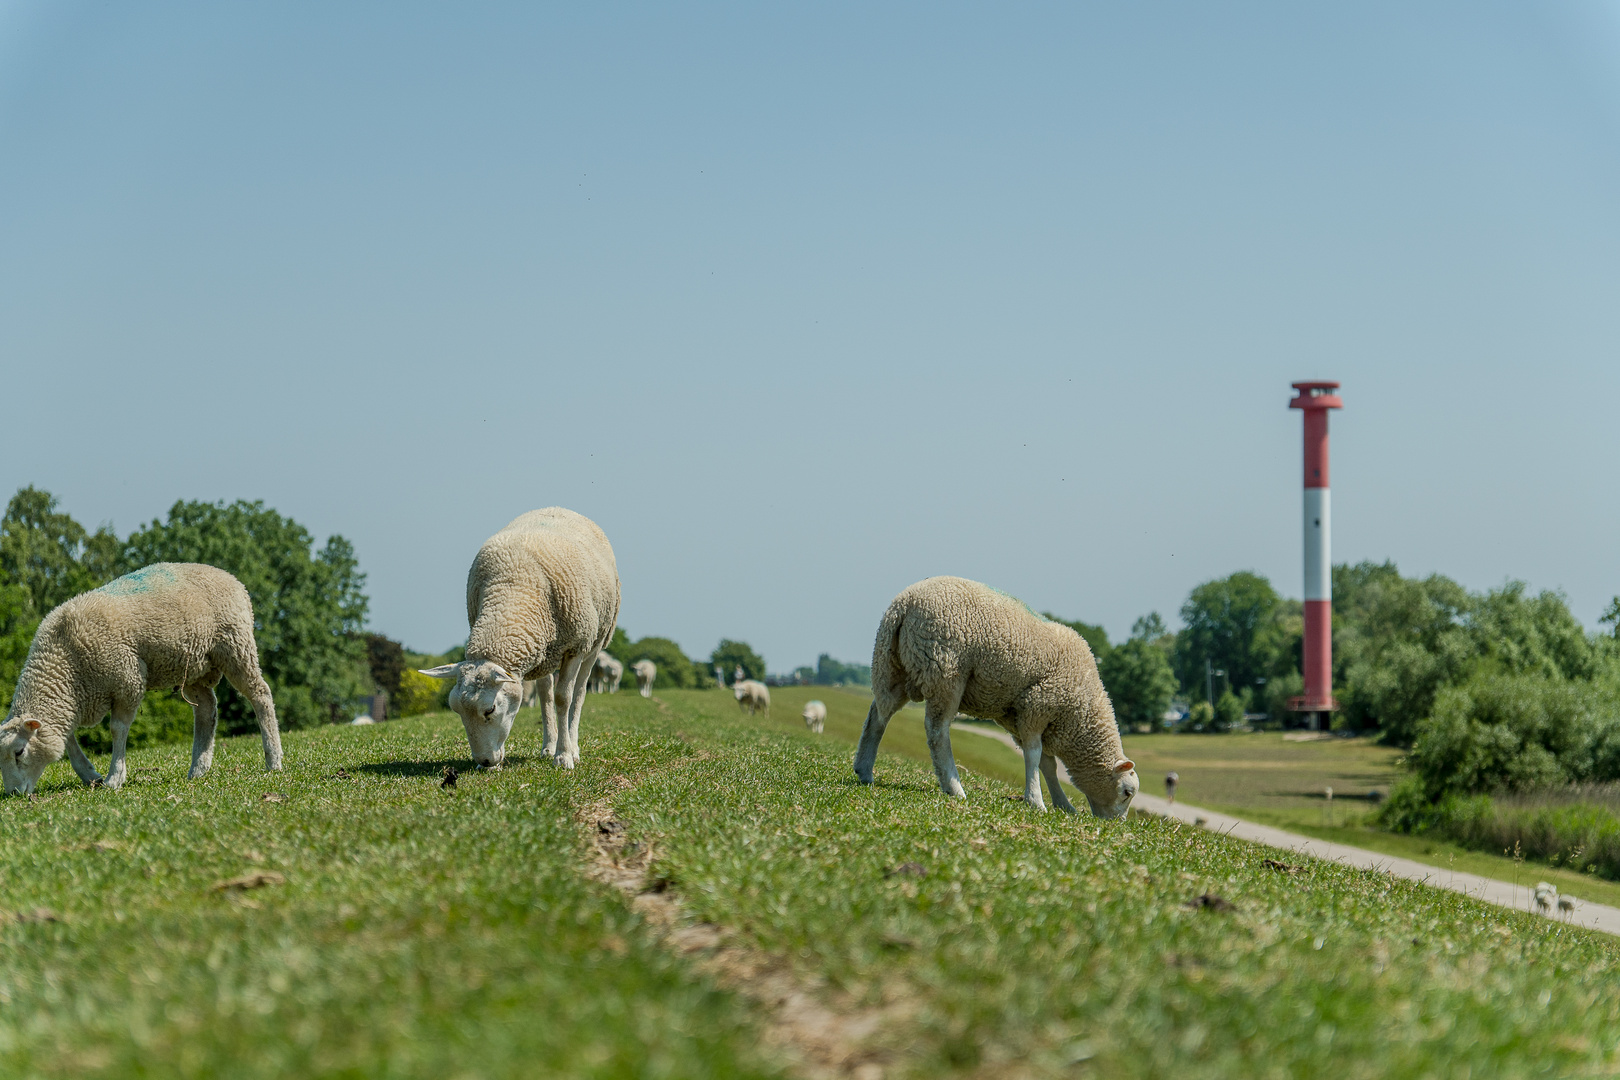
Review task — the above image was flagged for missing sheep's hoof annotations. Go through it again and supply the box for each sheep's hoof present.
[188,765,210,780]
[555,753,576,770]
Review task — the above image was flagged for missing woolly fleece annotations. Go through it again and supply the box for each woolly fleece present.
[853,576,1137,817]
[424,508,619,769]
[733,679,770,716]
[0,563,281,794]
[632,660,655,698]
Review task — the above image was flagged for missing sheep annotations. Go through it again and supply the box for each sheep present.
[734,679,770,716]
[589,653,623,694]
[802,699,826,733]
[1558,895,1576,918]
[419,508,619,770]
[0,562,282,794]
[632,660,656,698]
[852,576,1138,818]
[1534,881,1557,915]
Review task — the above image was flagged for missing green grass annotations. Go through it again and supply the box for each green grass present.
[3,688,1618,1078]
[0,705,777,1079]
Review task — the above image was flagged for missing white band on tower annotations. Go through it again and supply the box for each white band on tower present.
[1303,488,1330,602]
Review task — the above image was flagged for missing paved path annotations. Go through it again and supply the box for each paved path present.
[951,722,1620,938]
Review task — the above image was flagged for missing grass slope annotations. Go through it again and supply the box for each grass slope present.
[2,688,1617,1078]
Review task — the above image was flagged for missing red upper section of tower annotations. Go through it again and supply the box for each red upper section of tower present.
[1288,381,1343,411]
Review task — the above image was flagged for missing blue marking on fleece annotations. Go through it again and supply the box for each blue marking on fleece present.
[96,565,178,597]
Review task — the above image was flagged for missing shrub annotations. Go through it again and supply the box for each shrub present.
[1406,673,1620,799]
[1098,638,1177,731]
[394,668,447,716]
[710,640,765,684]
[1213,690,1245,732]
[1185,701,1215,732]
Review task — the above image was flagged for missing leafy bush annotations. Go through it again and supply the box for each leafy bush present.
[609,635,696,689]
[393,668,447,717]
[1185,701,1215,731]
[1214,690,1246,732]
[1405,673,1620,800]
[710,640,765,685]
[1099,637,1176,731]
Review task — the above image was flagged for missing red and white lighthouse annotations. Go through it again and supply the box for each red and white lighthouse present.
[1288,380,1342,730]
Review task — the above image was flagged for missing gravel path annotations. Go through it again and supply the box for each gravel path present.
[951,722,1620,938]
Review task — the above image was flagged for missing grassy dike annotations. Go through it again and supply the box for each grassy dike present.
[1,688,1618,1077]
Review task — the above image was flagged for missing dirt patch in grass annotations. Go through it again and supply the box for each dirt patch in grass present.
[579,782,913,1080]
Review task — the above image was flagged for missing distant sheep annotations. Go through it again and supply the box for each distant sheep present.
[853,576,1137,818]
[1558,895,1575,917]
[1534,882,1557,915]
[590,653,624,694]
[633,660,656,698]
[420,508,619,770]
[0,563,282,794]
[734,679,770,716]
[802,699,826,733]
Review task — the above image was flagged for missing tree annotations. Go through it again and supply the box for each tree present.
[814,654,871,687]
[365,633,406,705]
[123,500,371,730]
[0,486,119,615]
[1098,636,1177,731]
[0,582,35,713]
[1173,572,1291,703]
[711,639,765,684]
[623,636,695,689]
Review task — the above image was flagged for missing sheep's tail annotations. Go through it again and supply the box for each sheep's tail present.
[869,600,907,714]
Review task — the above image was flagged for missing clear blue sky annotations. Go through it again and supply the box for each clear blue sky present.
[3,2,1618,671]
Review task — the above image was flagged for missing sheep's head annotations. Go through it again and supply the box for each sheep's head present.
[1079,758,1138,820]
[0,718,62,795]
[419,661,524,768]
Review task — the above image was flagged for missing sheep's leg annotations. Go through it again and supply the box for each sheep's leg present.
[64,732,103,786]
[186,683,219,780]
[104,699,138,790]
[923,688,968,800]
[538,673,559,756]
[1040,753,1078,814]
[1020,735,1046,811]
[853,700,902,784]
[562,653,593,767]
[553,655,588,769]
[223,655,283,772]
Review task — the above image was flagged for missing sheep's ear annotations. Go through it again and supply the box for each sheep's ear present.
[418,664,461,680]
[19,719,41,738]
[1114,758,1135,773]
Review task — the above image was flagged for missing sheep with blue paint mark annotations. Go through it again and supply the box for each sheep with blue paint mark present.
[853,576,1137,818]
[0,563,282,794]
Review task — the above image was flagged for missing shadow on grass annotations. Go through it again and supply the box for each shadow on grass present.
[356,757,534,779]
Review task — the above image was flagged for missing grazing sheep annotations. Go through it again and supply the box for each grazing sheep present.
[589,653,624,694]
[734,679,770,716]
[0,563,282,794]
[420,508,620,770]
[1558,895,1576,918]
[1534,882,1557,915]
[632,660,656,698]
[802,699,826,733]
[853,577,1137,818]
[1164,771,1179,804]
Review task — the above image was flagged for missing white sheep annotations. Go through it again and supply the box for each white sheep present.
[802,699,826,733]
[0,563,282,794]
[420,508,619,770]
[853,576,1138,818]
[734,679,770,716]
[632,660,656,698]
[589,653,624,694]
[1534,881,1557,915]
